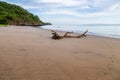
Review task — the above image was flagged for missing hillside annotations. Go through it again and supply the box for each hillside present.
[0,1,49,26]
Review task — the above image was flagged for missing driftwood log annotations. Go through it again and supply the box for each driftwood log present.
[51,30,88,40]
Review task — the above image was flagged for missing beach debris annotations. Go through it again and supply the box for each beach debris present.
[51,30,88,40]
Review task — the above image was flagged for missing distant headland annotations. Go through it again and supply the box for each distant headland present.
[0,1,51,26]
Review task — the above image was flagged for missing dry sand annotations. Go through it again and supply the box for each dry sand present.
[0,26,120,80]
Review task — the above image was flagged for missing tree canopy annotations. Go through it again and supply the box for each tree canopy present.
[0,1,45,26]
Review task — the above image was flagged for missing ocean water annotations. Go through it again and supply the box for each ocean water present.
[40,24,120,39]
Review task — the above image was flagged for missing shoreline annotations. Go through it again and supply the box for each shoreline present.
[0,26,120,80]
[1,25,120,39]
[41,25,120,39]
[1,25,120,40]
[40,27,120,40]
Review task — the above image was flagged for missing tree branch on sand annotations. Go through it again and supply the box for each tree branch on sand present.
[51,30,88,40]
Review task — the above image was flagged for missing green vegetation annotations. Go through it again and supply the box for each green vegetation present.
[0,1,46,26]
[0,24,7,26]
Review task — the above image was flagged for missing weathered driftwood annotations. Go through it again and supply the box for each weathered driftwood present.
[51,30,88,40]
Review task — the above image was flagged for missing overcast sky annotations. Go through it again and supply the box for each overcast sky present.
[1,0,120,25]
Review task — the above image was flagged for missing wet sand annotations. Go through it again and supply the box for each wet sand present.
[0,26,120,80]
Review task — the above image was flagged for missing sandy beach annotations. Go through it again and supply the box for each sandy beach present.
[0,26,120,80]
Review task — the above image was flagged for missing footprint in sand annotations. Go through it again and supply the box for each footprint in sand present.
[19,48,27,52]
[0,60,14,80]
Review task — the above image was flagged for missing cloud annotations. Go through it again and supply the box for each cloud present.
[36,0,87,7]
[3,0,120,17]
[109,3,120,11]
[30,0,120,17]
